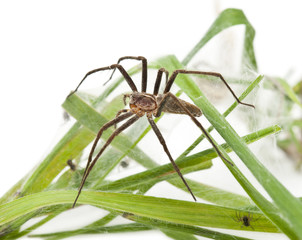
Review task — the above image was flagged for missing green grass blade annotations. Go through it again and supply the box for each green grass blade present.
[182,8,257,71]
[276,77,302,108]
[0,190,279,232]
[124,214,254,240]
[29,223,152,239]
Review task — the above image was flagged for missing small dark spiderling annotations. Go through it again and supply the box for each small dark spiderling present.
[120,160,129,168]
[67,159,76,171]
[233,211,259,230]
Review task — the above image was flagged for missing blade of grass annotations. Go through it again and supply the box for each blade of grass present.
[29,223,152,239]
[276,77,302,109]
[182,8,257,71]
[124,214,254,240]
[0,190,279,232]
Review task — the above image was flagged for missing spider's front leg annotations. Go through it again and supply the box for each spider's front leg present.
[67,64,138,98]
[106,56,148,92]
[73,111,138,208]
[153,68,169,95]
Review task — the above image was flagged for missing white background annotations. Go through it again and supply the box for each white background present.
[1,1,302,239]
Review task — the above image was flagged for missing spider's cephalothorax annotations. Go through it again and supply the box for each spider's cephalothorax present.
[127,92,157,117]
[68,56,254,208]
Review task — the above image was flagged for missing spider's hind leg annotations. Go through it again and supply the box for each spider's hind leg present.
[157,92,233,166]
[147,115,197,201]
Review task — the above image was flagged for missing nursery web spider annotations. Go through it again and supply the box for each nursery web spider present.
[68,56,254,207]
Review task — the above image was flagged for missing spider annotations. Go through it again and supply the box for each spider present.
[233,211,258,230]
[120,158,130,169]
[67,159,76,171]
[68,56,254,207]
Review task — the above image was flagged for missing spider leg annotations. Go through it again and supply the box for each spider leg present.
[236,211,241,221]
[113,109,131,129]
[147,115,197,201]
[153,68,169,95]
[106,56,148,92]
[164,70,254,108]
[67,64,138,98]
[73,111,136,208]
[253,212,262,222]
[232,211,240,222]
[158,92,233,166]
[83,111,134,181]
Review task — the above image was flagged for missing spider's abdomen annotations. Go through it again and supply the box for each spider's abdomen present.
[129,92,157,116]
[156,94,202,117]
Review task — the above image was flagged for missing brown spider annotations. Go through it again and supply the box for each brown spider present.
[68,56,254,207]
